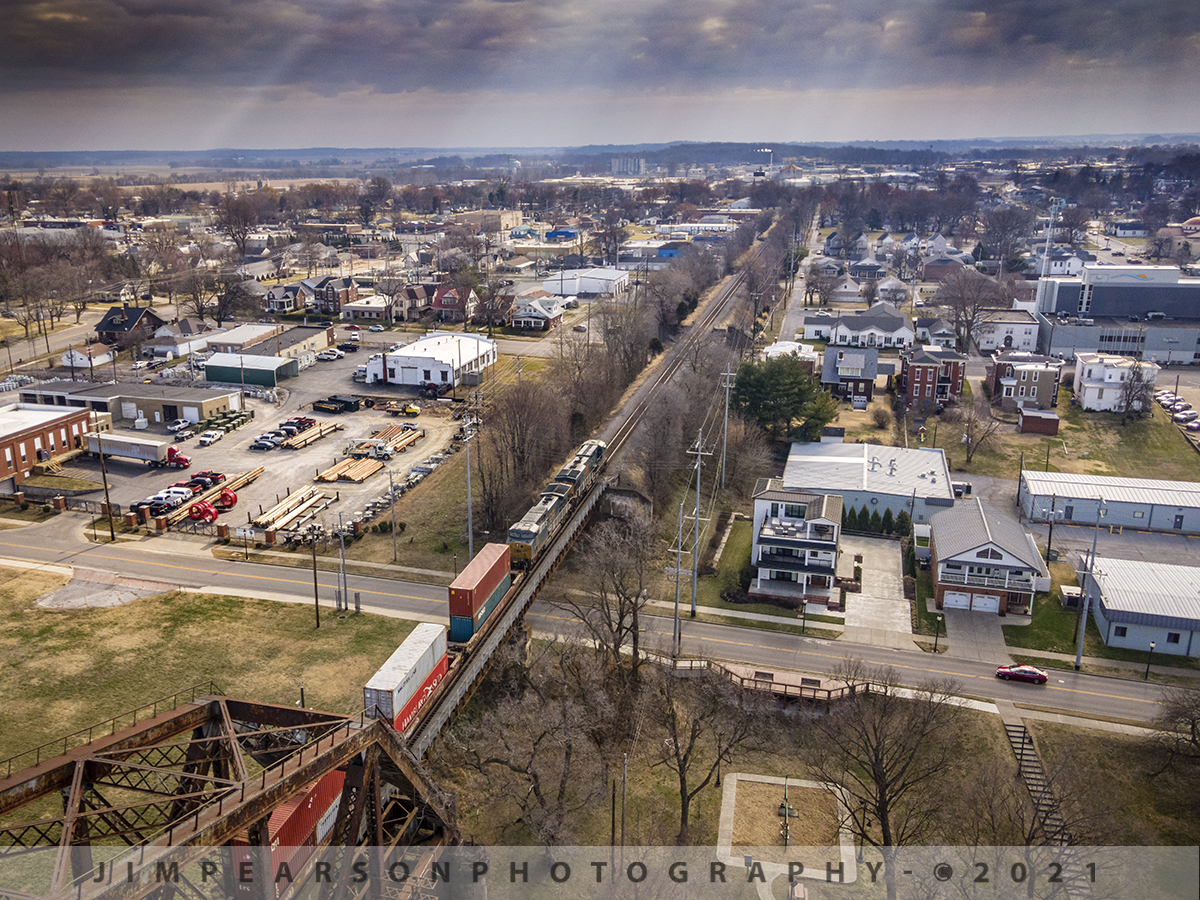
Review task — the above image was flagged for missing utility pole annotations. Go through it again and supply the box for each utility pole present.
[337,512,349,611]
[673,501,683,658]
[720,364,733,488]
[463,395,479,561]
[685,428,713,618]
[388,469,398,563]
[95,436,117,542]
[1076,497,1105,670]
[311,535,321,629]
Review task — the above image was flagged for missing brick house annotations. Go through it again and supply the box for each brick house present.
[986,351,1063,410]
[302,276,358,315]
[901,345,967,405]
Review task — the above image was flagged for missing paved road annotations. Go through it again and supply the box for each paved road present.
[2,515,1169,724]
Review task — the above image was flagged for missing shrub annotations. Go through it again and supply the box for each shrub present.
[20,502,29,511]
[871,406,892,429]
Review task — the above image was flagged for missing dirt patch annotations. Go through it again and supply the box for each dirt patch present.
[732,780,840,847]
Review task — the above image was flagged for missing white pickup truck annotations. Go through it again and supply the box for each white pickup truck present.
[198,430,224,447]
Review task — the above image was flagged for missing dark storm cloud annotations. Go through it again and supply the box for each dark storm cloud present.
[2,0,1196,95]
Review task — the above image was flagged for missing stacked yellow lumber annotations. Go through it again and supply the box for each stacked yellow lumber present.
[316,459,356,482]
[339,458,384,483]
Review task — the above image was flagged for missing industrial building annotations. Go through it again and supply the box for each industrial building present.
[541,267,629,297]
[203,353,299,388]
[363,333,496,388]
[1081,558,1200,657]
[1018,470,1200,534]
[18,383,243,426]
[0,403,95,491]
[781,441,955,524]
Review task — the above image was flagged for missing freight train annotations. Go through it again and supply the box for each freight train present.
[506,439,607,566]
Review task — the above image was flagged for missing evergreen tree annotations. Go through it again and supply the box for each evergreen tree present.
[842,505,852,529]
[881,508,895,535]
[869,509,883,532]
[905,540,917,577]
[896,509,912,537]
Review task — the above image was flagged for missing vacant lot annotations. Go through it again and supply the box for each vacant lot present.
[917,383,1200,480]
[0,567,414,765]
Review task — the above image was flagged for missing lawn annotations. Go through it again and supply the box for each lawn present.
[0,567,417,766]
[1003,563,1200,673]
[915,381,1200,481]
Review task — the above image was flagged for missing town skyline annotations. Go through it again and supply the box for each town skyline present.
[3,0,1198,152]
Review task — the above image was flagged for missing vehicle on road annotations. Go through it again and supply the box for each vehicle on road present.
[198,430,224,446]
[344,324,361,330]
[368,324,385,332]
[995,664,1048,684]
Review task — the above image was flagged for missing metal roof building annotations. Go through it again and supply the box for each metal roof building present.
[203,353,299,388]
[1018,470,1200,534]
[1084,557,1200,657]
[783,442,955,524]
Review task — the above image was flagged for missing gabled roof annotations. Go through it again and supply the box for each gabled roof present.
[752,478,843,523]
[907,345,966,365]
[822,347,879,384]
[930,498,1046,571]
[96,305,164,334]
[833,303,913,334]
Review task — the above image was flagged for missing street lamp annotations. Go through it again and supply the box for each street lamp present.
[933,614,943,652]
[1145,641,1156,680]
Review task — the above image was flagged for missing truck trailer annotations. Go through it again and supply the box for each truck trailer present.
[87,434,192,469]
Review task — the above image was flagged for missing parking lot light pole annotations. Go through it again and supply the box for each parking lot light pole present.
[1145,641,1156,680]
[933,614,943,652]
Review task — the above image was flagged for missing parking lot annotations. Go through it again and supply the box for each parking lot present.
[59,341,462,536]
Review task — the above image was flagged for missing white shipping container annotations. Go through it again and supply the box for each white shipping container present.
[363,623,447,722]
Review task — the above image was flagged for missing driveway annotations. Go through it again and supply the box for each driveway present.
[838,534,917,649]
[939,607,1011,662]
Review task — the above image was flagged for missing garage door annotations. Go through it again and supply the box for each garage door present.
[943,591,971,609]
[971,594,1001,613]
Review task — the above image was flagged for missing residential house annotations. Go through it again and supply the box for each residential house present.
[821,348,879,406]
[832,274,862,301]
[901,345,967,405]
[915,316,956,348]
[61,343,114,370]
[987,351,1063,410]
[1072,352,1159,412]
[848,257,885,282]
[875,275,909,305]
[340,295,393,323]
[822,231,844,258]
[397,285,436,321]
[827,303,915,349]
[511,291,564,330]
[432,285,478,323]
[921,254,968,282]
[264,283,303,313]
[95,305,167,345]
[1029,247,1095,277]
[976,308,1040,353]
[930,498,1048,615]
[302,276,357,315]
[808,257,841,278]
[749,479,842,607]
[1107,221,1149,238]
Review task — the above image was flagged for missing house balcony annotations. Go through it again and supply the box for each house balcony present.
[758,519,837,545]
[939,571,1034,592]
[749,577,837,606]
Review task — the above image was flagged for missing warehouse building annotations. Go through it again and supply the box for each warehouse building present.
[1082,558,1200,657]
[1018,470,1200,534]
[18,383,242,426]
[203,353,299,388]
[0,403,95,491]
[781,442,955,524]
[363,333,496,389]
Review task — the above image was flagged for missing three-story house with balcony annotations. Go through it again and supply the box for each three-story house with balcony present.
[930,498,1049,615]
[750,479,842,607]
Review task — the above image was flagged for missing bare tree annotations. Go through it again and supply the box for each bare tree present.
[808,662,964,900]
[947,393,1003,464]
[983,205,1036,265]
[179,266,216,321]
[211,273,257,325]
[553,513,656,686]
[650,665,756,845]
[1118,361,1154,425]
[217,195,258,258]
[1153,686,1200,771]
[937,267,999,350]
[473,276,514,337]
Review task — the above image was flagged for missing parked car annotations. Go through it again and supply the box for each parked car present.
[166,418,191,432]
[337,342,359,352]
[316,351,339,361]
[198,430,224,446]
[254,434,281,446]
[344,324,361,330]
[249,440,277,451]
[175,429,195,441]
[368,324,385,332]
[194,470,226,483]
[170,481,205,495]
[995,664,1048,684]
[1177,402,1193,411]
[1175,411,1199,423]
[349,332,361,341]
[1186,421,1200,432]
[131,360,150,370]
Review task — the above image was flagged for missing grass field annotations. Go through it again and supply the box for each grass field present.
[916,381,1200,480]
[0,567,416,766]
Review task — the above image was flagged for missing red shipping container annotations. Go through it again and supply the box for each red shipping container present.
[449,543,510,619]
[231,768,346,853]
[395,655,449,733]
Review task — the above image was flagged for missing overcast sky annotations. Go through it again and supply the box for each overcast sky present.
[2,0,1198,152]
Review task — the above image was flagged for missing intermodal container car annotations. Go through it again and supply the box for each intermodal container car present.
[231,769,345,900]
[449,545,512,642]
[363,623,448,733]
[449,543,510,618]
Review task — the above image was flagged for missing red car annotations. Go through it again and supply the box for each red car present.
[995,664,1049,684]
[344,324,361,330]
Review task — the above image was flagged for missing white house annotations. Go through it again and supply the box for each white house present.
[512,292,567,330]
[61,343,114,369]
[749,479,842,607]
[1072,352,1159,412]
[340,295,393,323]
[826,303,915,349]
[363,333,496,388]
[975,308,1041,353]
[264,284,303,313]
[930,499,1049,615]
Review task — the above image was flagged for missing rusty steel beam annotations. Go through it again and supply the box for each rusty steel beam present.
[0,704,211,818]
